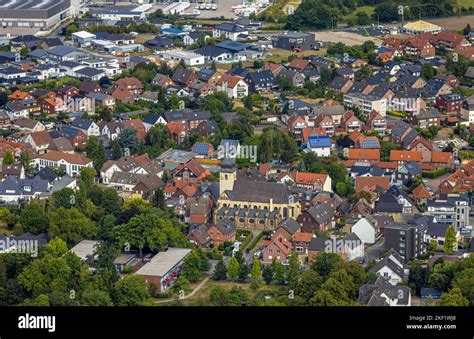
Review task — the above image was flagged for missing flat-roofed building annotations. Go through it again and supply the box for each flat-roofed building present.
[161,50,205,66]
[135,248,192,292]
[0,0,84,31]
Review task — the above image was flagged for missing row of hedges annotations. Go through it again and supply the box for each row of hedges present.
[422,168,450,178]
[245,231,267,254]
[386,111,407,118]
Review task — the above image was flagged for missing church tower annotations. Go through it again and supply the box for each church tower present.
[219,159,236,197]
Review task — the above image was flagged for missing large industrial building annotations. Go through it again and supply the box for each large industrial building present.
[0,0,85,31]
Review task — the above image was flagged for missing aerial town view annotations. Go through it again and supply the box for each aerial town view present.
[0,0,473,334]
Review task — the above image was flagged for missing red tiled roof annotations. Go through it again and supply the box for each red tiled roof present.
[390,150,422,162]
[348,148,380,161]
[431,152,452,163]
[36,150,92,165]
[355,176,390,192]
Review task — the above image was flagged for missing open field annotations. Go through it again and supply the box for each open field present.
[263,47,327,63]
[427,14,474,30]
[343,6,375,21]
[133,34,156,44]
[316,31,382,46]
[158,280,287,306]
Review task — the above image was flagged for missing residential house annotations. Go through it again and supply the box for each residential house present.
[33,151,93,177]
[245,70,277,93]
[25,131,52,154]
[358,276,411,306]
[216,74,248,99]
[369,250,409,286]
[207,218,236,246]
[297,204,335,233]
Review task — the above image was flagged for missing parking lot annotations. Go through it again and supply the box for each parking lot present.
[152,0,241,19]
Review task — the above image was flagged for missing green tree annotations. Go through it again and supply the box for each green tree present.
[116,127,141,155]
[212,260,227,281]
[183,250,204,283]
[81,288,113,306]
[444,226,457,254]
[286,0,339,30]
[227,256,240,280]
[356,11,370,25]
[20,200,49,234]
[113,212,187,257]
[272,259,285,284]
[287,252,300,290]
[113,275,150,306]
[437,288,469,306]
[85,135,108,171]
[0,207,16,229]
[250,259,261,289]
[152,188,165,209]
[311,252,342,280]
[3,150,14,165]
[21,294,50,306]
[421,62,437,80]
[262,265,274,285]
[311,277,352,306]
[172,276,190,293]
[295,270,322,303]
[19,151,33,175]
[452,268,474,306]
[49,207,97,245]
[99,188,122,215]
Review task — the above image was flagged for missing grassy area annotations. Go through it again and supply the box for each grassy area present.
[459,150,474,160]
[343,6,375,21]
[133,34,156,44]
[172,280,287,306]
[263,48,326,63]
[258,0,292,21]
[455,0,474,10]
[0,222,19,236]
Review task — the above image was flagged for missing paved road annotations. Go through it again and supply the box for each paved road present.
[358,238,385,264]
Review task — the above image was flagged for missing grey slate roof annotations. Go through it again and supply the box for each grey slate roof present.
[225,180,292,204]
[358,276,411,306]
[306,204,334,224]
[0,176,49,197]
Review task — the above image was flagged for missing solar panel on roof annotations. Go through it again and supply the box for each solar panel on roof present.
[361,140,380,149]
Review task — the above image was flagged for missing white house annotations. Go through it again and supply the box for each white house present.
[142,113,167,132]
[25,131,52,154]
[305,135,331,157]
[33,151,93,177]
[351,217,378,244]
[0,176,49,203]
[212,23,248,41]
[71,118,100,137]
[369,250,409,286]
[216,74,248,99]
[100,156,163,184]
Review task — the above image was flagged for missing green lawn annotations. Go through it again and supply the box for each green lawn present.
[455,0,474,9]
[343,6,375,20]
